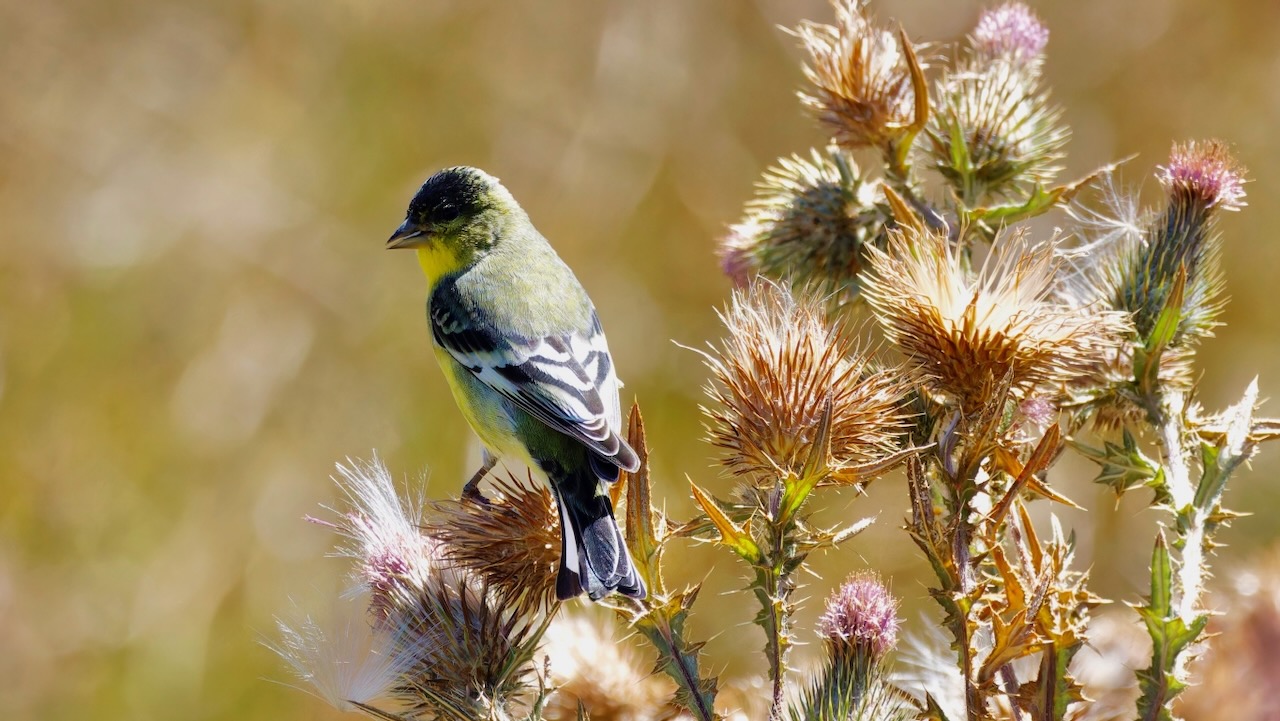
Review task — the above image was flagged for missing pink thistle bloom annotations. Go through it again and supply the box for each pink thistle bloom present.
[973,3,1049,62]
[819,572,901,659]
[1159,140,1247,213]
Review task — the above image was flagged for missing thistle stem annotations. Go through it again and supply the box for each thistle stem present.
[763,573,786,721]
[1152,391,1204,684]
[1159,425,1207,626]
[756,516,792,721]
[954,518,984,721]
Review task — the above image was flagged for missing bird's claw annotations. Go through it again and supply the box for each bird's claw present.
[462,479,492,506]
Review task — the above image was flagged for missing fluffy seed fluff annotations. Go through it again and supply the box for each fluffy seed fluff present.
[862,227,1130,410]
[431,473,562,618]
[794,0,920,150]
[322,456,436,624]
[928,4,1065,201]
[271,601,417,714]
[697,281,912,482]
[719,147,885,307]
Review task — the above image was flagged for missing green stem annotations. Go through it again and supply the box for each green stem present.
[1152,392,1201,687]
[755,512,791,721]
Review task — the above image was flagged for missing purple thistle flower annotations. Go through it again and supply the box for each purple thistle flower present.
[973,3,1049,63]
[1158,140,1247,213]
[818,572,900,660]
[718,239,756,288]
[1019,396,1057,429]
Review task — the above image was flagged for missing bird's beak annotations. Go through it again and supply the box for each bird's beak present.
[386,220,427,249]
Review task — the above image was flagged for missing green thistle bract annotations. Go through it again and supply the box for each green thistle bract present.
[720,148,885,308]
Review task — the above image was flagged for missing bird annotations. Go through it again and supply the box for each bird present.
[386,166,645,601]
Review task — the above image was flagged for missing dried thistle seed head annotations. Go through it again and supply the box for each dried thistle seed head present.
[386,564,543,719]
[795,0,920,150]
[311,459,542,718]
[700,281,911,482]
[543,612,679,721]
[721,148,885,306]
[1117,141,1245,344]
[928,9,1066,202]
[862,227,1131,409]
[430,474,561,618]
[972,3,1049,64]
[818,572,901,661]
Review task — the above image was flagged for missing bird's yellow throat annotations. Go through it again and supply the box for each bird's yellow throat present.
[415,243,461,285]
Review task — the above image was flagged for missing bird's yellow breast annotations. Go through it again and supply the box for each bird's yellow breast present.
[432,344,537,468]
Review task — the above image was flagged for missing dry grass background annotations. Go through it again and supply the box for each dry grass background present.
[2,1,1278,719]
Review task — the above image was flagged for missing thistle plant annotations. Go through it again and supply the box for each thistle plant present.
[273,3,1276,721]
[273,458,560,721]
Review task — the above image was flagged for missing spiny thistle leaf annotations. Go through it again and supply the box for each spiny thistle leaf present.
[690,481,761,563]
[630,589,720,721]
[1134,534,1209,721]
[987,424,1062,525]
[1073,428,1167,501]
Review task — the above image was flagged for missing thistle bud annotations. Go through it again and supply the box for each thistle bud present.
[928,3,1066,203]
[1119,140,1246,344]
[793,573,908,721]
[719,148,884,307]
[1159,139,1247,214]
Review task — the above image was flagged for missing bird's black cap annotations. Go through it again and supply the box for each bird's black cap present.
[407,166,491,226]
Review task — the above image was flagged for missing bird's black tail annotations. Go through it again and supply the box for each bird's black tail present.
[549,465,645,601]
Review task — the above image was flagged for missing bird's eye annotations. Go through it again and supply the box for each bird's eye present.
[435,206,460,223]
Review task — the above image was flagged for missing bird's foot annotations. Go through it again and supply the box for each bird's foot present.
[462,478,492,506]
[461,458,496,506]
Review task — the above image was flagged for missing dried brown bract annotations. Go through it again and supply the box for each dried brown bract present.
[795,0,920,150]
[697,281,911,483]
[431,473,562,618]
[863,226,1130,411]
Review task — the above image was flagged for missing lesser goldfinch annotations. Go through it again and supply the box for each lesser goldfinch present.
[387,166,644,601]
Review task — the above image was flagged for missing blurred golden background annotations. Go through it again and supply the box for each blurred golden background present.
[2,1,1278,719]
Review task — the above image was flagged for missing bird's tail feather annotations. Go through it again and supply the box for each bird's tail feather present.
[550,470,644,601]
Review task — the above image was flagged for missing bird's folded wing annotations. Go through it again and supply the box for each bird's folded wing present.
[430,298,639,472]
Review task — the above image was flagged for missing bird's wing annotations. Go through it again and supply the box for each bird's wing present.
[430,289,638,473]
